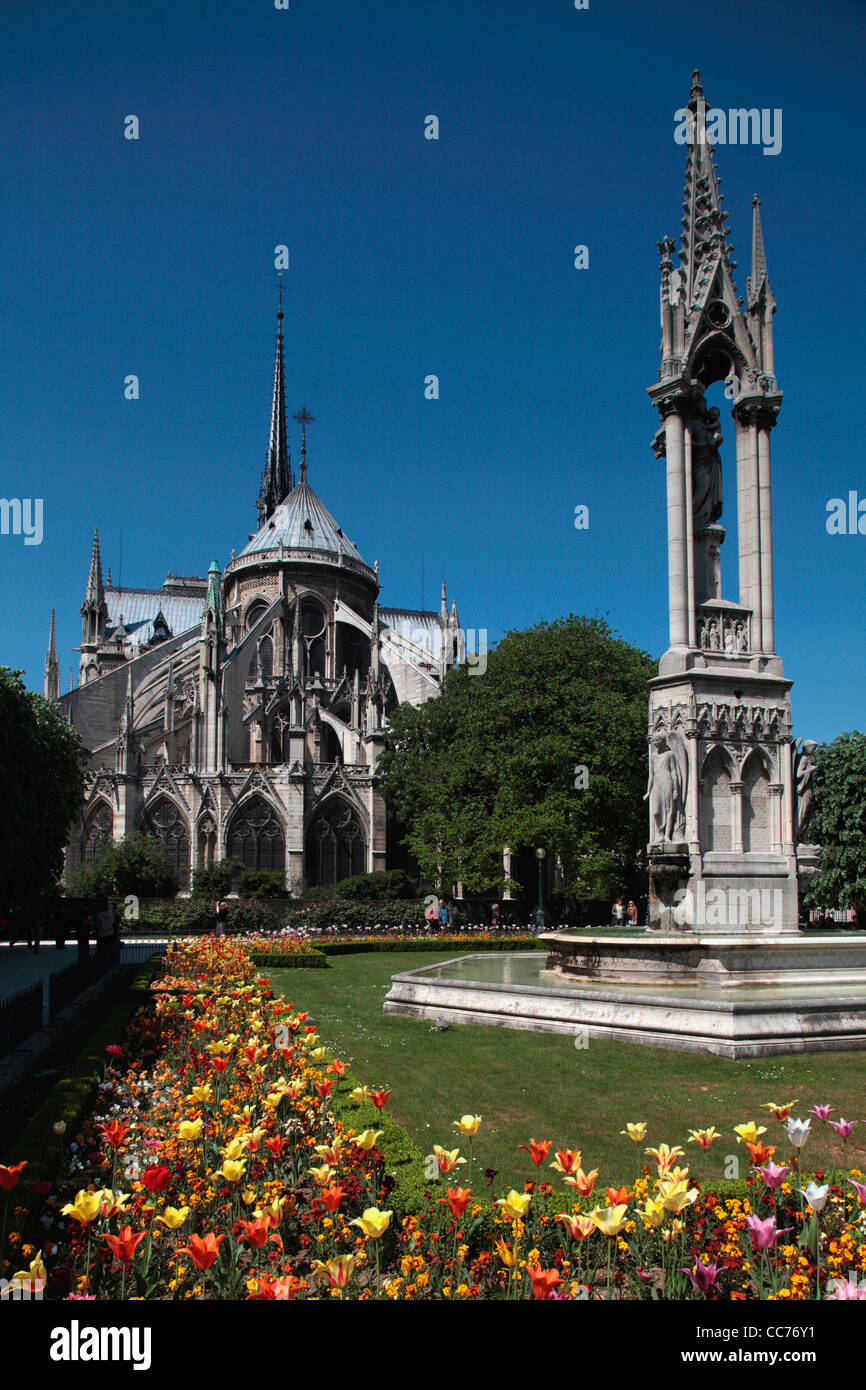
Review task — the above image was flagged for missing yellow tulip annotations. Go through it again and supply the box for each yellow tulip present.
[591,1203,628,1236]
[496,1189,531,1219]
[621,1122,647,1142]
[61,1190,103,1224]
[350,1207,393,1239]
[314,1144,341,1165]
[308,1164,334,1186]
[733,1122,767,1146]
[13,1250,47,1285]
[97,1189,130,1219]
[177,1119,203,1142]
[656,1177,699,1213]
[217,1160,246,1183]
[687,1127,721,1148]
[453,1114,482,1137]
[311,1255,356,1289]
[354,1129,383,1151]
[189,1085,213,1104]
[311,1046,329,1061]
[350,1086,370,1103]
[157,1206,190,1230]
[433,1145,466,1174]
[644,1142,685,1175]
[635,1197,666,1229]
[494,1238,515,1267]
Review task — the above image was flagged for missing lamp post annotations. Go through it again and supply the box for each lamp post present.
[535,848,546,932]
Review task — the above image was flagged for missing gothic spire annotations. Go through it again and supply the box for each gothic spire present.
[257,282,293,526]
[84,527,105,607]
[43,609,60,701]
[747,194,770,307]
[679,70,736,314]
[294,406,315,485]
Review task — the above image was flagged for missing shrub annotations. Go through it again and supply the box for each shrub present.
[283,899,467,933]
[191,859,237,899]
[65,835,178,899]
[238,869,288,900]
[249,950,327,969]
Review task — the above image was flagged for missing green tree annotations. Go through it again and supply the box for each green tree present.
[377,615,655,900]
[65,835,178,899]
[0,667,85,911]
[803,732,866,918]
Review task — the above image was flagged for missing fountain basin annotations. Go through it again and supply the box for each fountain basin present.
[382,950,866,1058]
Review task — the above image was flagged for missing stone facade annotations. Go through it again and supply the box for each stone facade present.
[50,302,461,892]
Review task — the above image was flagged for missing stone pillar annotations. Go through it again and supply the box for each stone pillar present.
[735,411,762,638]
[684,423,696,647]
[769,783,784,854]
[730,781,744,855]
[664,412,689,649]
[503,846,515,901]
[757,422,775,653]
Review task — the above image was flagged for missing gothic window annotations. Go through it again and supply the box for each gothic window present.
[320,724,341,764]
[140,796,191,890]
[258,635,273,680]
[245,600,268,633]
[82,801,113,863]
[700,748,732,852]
[270,711,291,764]
[305,798,366,886]
[299,600,326,680]
[742,752,771,853]
[227,795,286,873]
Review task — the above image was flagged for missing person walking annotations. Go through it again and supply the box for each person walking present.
[612,897,625,928]
[627,899,639,926]
[491,902,503,929]
[438,898,452,930]
[215,899,228,938]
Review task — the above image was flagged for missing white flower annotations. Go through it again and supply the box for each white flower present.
[798,1181,829,1213]
[785,1116,812,1148]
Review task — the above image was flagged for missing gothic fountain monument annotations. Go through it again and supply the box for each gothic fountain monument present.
[383,74,866,1056]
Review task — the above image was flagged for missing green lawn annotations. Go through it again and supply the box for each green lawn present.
[268,952,866,1191]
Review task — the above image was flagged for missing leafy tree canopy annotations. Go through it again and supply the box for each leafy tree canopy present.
[65,834,178,900]
[803,732,866,916]
[0,667,85,911]
[377,615,655,899]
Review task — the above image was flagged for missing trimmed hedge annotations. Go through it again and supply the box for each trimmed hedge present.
[249,950,328,969]
[315,935,539,956]
[331,1072,430,1219]
[7,956,163,1211]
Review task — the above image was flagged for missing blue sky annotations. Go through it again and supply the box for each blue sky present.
[2,0,864,742]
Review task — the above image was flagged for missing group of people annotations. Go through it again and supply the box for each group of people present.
[611,897,640,927]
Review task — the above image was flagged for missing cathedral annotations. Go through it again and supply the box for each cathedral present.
[46,293,462,891]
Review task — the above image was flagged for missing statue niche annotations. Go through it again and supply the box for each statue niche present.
[645,729,688,844]
[691,405,723,528]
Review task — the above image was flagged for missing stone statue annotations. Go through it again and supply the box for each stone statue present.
[645,729,688,843]
[793,738,818,843]
[691,406,723,527]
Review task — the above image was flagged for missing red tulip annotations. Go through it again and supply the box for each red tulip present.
[518,1138,553,1166]
[314,1079,336,1100]
[103,1225,147,1265]
[605,1186,632,1205]
[0,1162,27,1191]
[370,1089,391,1110]
[238,1218,281,1251]
[265,1136,289,1158]
[142,1164,172,1193]
[211,1057,230,1074]
[329,1059,346,1075]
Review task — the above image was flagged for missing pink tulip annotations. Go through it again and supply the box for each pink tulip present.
[745,1214,794,1250]
[754,1160,790,1188]
[828,1118,857,1139]
[848,1178,866,1205]
[681,1258,721,1293]
[808,1104,835,1121]
[827,1274,866,1300]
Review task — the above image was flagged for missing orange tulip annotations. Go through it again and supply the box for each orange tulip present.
[555,1213,594,1241]
[314,1079,336,1100]
[528,1265,561,1300]
[605,1185,632,1205]
[177,1232,225,1270]
[103,1225,147,1266]
[518,1138,553,1166]
[247,1275,305,1300]
[99,1119,130,1150]
[320,1184,345,1213]
[565,1167,599,1197]
[447,1186,472,1219]
[746,1141,776,1165]
[370,1088,392,1110]
[238,1218,281,1251]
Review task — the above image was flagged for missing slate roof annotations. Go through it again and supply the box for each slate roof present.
[240,479,368,566]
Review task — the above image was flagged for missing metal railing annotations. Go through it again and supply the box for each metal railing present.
[0,982,44,1057]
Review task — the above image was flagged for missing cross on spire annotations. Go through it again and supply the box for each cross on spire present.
[294,406,315,482]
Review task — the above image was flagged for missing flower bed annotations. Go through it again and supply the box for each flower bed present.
[2,937,865,1301]
[249,931,540,956]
